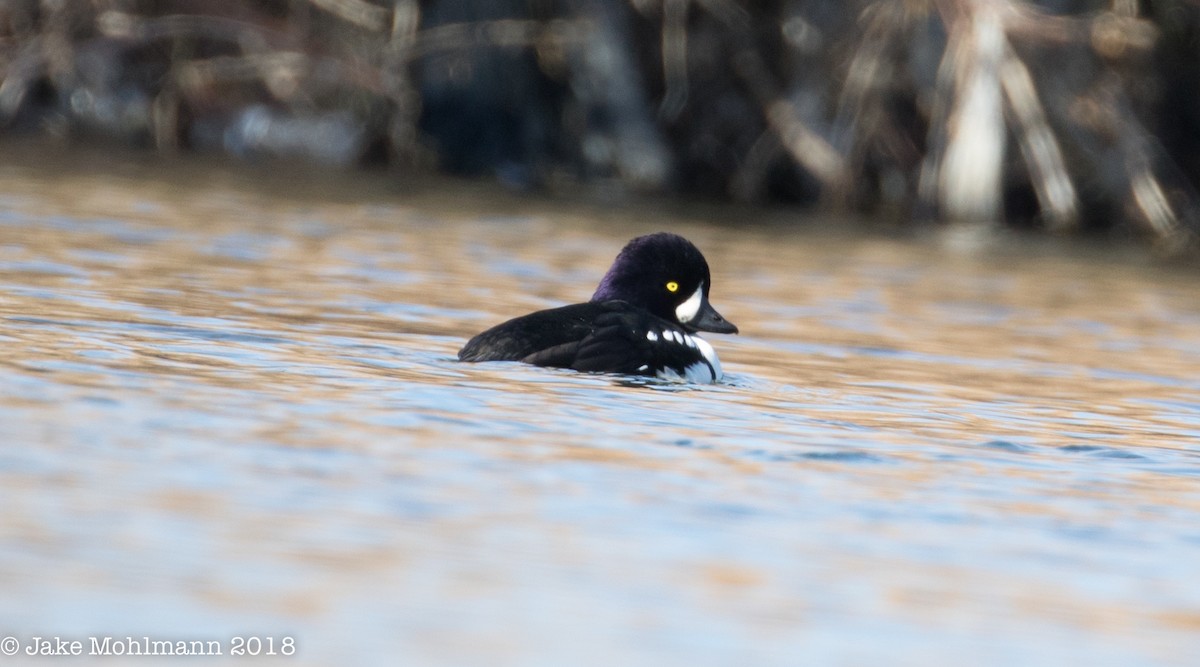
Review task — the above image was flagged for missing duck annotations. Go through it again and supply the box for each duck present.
[458,232,738,383]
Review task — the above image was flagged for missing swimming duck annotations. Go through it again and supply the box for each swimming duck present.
[458,232,737,382]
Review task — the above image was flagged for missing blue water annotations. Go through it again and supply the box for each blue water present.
[0,161,1198,665]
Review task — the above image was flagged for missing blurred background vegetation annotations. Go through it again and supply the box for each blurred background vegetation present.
[2,0,1199,252]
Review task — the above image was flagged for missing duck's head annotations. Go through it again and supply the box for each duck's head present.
[592,232,738,335]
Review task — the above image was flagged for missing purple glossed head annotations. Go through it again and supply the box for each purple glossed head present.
[591,233,737,334]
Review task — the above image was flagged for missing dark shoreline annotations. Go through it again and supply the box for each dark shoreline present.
[2,1,1199,255]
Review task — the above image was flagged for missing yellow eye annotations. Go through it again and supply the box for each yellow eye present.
[666,281,679,293]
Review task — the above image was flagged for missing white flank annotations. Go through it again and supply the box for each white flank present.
[692,336,722,381]
[675,283,704,324]
[654,334,722,384]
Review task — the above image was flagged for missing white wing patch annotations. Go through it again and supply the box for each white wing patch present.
[675,283,704,324]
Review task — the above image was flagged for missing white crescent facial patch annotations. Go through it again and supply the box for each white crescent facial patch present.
[675,282,704,324]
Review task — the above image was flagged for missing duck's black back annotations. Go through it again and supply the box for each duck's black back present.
[457,301,717,379]
[458,302,607,363]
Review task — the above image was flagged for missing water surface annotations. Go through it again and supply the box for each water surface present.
[1,149,1199,665]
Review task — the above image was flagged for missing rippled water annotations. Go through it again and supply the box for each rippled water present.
[1,148,1199,665]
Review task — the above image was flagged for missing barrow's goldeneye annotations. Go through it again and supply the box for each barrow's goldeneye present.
[458,232,738,383]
